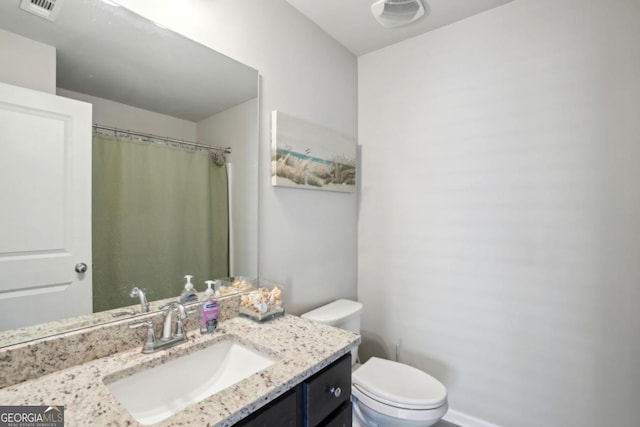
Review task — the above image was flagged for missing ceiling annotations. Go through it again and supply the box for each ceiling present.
[0,0,257,122]
[286,0,515,56]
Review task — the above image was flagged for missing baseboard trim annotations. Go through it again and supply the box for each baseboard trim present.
[443,409,502,427]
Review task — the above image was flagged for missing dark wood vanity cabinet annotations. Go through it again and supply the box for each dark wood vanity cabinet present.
[303,353,352,426]
[235,387,302,427]
[318,403,352,427]
[236,353,352,427]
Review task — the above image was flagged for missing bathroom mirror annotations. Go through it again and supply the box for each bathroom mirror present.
[0,0,259,346]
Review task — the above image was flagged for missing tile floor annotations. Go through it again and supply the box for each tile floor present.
[434,421,460,427]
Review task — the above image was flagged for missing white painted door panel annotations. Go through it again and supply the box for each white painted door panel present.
[0,82,92,331]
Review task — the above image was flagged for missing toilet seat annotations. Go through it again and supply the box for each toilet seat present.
[353,385,448,423]
[352,357,447,411]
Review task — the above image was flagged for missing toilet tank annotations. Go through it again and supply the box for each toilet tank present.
[301,299,363,333]
[301,299,363,365]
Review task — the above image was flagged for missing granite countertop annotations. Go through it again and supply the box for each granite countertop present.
[0,314,360,427]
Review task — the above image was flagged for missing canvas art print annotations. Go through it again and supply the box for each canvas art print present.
[271,110,356,192]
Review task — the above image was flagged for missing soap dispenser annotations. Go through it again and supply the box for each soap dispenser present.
[179,275,198,303]
[200,280,219,334]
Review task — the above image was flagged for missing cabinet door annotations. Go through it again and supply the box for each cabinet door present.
[304,354,351,427]
[235,386,301,427]
[319,402,351,427]
[0,82,92,331]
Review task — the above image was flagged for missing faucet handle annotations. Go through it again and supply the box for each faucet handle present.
[175,319,186,338]
[171,303,188,338]
[129,321,157,353]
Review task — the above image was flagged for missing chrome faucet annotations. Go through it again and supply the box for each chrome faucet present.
[129,302,189,354]
[130,286,150,313]
[161,302,187,341]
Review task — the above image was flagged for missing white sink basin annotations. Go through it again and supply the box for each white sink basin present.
[105,338,275,425]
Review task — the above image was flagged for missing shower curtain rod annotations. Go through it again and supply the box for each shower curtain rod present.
[92,124,231,154]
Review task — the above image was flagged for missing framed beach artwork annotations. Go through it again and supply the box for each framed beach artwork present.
[271,110,356,193]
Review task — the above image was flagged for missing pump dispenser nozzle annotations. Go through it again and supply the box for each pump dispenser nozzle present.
[179,274,198,303]
[204,280,215,298]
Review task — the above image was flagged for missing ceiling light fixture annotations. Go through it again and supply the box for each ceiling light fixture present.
[370,0,428,29]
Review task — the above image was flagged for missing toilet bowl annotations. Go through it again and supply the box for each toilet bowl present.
[301,299,448,427]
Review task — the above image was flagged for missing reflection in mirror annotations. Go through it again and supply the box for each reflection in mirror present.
[91,129,230,312]
[0,0,259,345]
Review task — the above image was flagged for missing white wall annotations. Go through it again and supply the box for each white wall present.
[117,0,358,313]
[358,0,640,426]
[0,28,55,94]
[197,99,259,278]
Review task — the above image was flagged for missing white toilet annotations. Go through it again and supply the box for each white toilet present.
[302,299,448,427]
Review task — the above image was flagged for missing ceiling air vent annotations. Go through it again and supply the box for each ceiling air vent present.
[20,0,64,22]
[370,0,428,29]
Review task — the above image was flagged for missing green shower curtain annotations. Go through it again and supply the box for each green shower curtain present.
[92,133,229,312]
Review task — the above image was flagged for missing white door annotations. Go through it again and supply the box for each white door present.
[0,82,92,331]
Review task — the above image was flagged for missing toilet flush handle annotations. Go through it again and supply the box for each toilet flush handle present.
[328,386,342,398]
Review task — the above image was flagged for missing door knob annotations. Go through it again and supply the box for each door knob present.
[75,263,88,273]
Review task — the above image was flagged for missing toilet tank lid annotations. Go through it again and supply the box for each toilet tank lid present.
[301,299,362,326]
